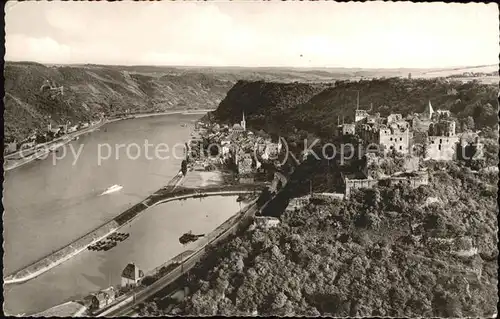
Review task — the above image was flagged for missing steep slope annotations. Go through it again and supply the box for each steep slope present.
[3,62,234,141]
[139,162,498,317]
[287,78,498,134]
[210,80,328,134]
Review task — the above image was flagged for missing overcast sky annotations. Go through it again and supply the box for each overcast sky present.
[5,1,499,68]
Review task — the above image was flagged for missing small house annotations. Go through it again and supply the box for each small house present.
[121,263,144,287]
[91,287,116,310]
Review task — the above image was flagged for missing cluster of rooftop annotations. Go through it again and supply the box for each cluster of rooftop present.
[187,111,283,182]
[4,118,101,155]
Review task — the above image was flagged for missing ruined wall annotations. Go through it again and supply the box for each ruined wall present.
[379,127,410,155]
[357,125,380,145]
[239,177,255,184]
[344,178,378,198]
[429,120,456,137]
[383,172,429,188]
[342,124,356,135]
[425,136,459,160]
[286,195,311,211]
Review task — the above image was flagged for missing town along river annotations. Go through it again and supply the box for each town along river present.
[2,114,241,315]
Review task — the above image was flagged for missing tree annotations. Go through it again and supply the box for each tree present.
[465,116,475,131]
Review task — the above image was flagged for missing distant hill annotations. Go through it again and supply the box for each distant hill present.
[3,62,234,141]
[210,80,329,132]
[4,62,497,141]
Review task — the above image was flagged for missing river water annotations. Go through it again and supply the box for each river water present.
[2,114,242,315]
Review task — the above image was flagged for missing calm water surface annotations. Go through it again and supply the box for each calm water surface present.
[3,114,196,272]
[3,114,244,315]
[4,196,243,315]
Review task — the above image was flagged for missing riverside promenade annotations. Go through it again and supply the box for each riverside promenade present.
[4,170,264,285]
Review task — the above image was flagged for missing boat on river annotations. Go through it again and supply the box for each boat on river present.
[100,184,123,195]
[102,241,117,251]
[108,232,129,242]
[179,231,204,245]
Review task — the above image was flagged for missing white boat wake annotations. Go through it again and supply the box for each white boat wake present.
[100,184,123,196]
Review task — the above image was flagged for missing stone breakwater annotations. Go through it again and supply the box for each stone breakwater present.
[4,220,120,285]
[4,179,263,285]
[4,172,182,285]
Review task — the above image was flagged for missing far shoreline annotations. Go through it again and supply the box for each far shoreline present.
[108,108,214,121]
[3,108,213,172]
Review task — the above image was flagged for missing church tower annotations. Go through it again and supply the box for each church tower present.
[240,111,246,131]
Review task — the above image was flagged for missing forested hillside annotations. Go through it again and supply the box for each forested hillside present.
[3,62,234,141]
[210,78,498,139]
[140,161,498,317]
[210,80,328,134]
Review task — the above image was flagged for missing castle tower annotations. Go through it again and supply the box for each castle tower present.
[240,111,246,131]
[448,120,456,136]
[354,91,369,123]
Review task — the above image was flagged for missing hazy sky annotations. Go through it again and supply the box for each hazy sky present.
[5,1,499,68]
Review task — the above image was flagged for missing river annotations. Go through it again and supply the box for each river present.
[2,114,241,315]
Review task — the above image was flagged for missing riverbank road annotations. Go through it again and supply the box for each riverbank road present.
[100,252,198,317]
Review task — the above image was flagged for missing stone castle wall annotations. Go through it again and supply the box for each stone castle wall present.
[344,178,379,198]
[425,136,459,160]
[383,171,429,188]
[379,129,410,154]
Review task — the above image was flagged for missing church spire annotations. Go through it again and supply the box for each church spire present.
[426,100,434,119]
[241,110,246,131]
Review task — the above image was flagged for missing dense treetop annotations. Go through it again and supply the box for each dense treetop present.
[138,159,498,317]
